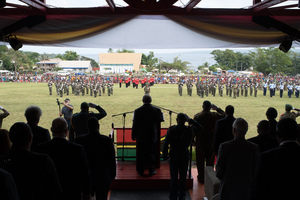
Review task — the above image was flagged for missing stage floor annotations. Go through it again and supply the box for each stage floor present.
[109,161,205,199]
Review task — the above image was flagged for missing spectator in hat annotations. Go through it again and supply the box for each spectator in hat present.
[71,102,107,138]
[279,104,300,121]
[59,98,73,131]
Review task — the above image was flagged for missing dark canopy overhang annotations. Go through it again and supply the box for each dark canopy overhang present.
[1,0,300,49]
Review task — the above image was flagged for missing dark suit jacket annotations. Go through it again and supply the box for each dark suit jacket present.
[0,168,20,200]
[27,122,51,150]
[213,115,235,154]
[75,131,116,190]
[268,119,278,138]
[0,148,61,200]
[253,141,300,200]
[132,104,164,144]
[247,134,278,153]
[216,138,259,200]
[35,137,90,200]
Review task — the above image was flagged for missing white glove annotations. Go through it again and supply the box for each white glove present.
[0,106,3,110]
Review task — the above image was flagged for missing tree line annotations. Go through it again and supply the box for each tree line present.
[199,48,300,76]
[1,45,300,76]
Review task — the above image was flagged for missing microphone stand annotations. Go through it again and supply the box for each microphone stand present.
[112,111,135,170]
[152,104,179,127]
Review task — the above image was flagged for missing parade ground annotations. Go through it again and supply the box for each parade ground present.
[0,82,299,138]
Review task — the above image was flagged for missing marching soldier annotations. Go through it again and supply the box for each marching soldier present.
[90,81,94,96]
[71,82,75,94]
[263,81,268,96]
[94,82,98,98]
[81,82,85,96]
[233,83,237,99]
[59,82,64,97]
[64,81,69,96]
[287,82,293,98]
[279,82,284,98]
[107,81,113,96]
[218,83,223,97]
[187,81,193,97]
[98,82,102,96]
[85,82,89,95]
[102,80,106,94]
[250,83,253,96]
[241,83,244,96]
[229,83,232,97]
[254,82,258,97]
[178,80,183,96]
[48,81,53,95]
[244,83,248,97]
[144,83,150,94]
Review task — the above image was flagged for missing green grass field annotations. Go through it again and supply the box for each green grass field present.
[0,82,299,139]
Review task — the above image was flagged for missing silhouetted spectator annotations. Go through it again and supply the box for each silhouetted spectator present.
[24,105,50,150]
[214,105,235,156]
[248,120,278,153]
[253,118,300,200]
[266,107,278,138]
[35,118,91,200]
[216,118,259,200]
[163,113,202,200]
[0,105,10,128]
[0,168,20,200]
[71,102,107,138]
[194,100,225,183]
[0,122,61,200]
[0,129,11,156]
[76,117,116,200]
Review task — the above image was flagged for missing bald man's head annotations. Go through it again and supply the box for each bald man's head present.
[51,118,68,138]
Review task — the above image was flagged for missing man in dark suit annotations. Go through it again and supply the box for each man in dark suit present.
[71,102,107,139]
[75,117,116,200]
[0,168,20,200]
[132,95,164,176]
[253,118,300,200]
[35,118,91,200]
[0,122,61,200]
[24,105,50,150]
[216,118,259,200]
[247,120,278,153]
[213,105,235,156]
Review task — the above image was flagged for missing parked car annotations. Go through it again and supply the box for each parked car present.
[57,71,70,76]
[75,71,87,75]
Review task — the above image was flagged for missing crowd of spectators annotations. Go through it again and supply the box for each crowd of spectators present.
[0,99,300,200]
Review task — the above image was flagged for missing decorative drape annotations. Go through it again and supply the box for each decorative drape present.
[166,15,300,45]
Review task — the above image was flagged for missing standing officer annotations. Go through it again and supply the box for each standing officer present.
[60,98,74,131]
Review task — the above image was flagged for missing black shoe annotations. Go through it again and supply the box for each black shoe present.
[149,170,157,177]
[138,171,144,177]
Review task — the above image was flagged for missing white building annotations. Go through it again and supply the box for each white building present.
[99,53,142,73]
[36,59,92,72]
